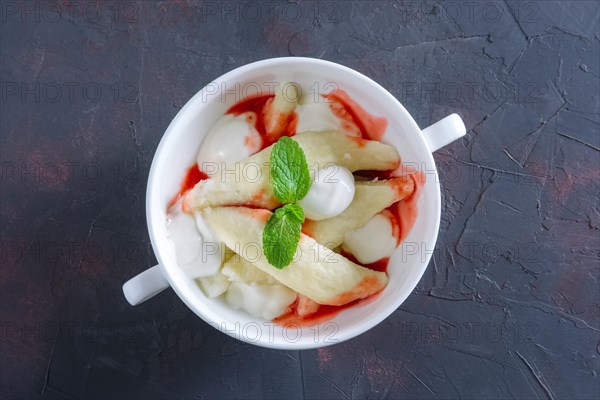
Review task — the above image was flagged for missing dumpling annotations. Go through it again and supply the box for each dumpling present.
[201,206,388,306]
[263,82,300,141]
[302,176,414,249]
[221,253,278,285]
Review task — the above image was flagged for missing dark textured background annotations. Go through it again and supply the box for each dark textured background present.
[1,1,599,399]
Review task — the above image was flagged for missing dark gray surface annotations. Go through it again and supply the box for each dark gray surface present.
[1,1,599,399]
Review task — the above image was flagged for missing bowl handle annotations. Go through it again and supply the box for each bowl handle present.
[122,265,170,305]
[421,113,466,152]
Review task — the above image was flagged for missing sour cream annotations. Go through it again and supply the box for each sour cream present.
[196,114,261,175]
[342,213,397,264]
[225,281,297,320]
[167,204,222,278]
[299,165,355,220]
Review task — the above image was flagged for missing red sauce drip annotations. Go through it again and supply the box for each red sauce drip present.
[323,89,388,141]
[347,136,368,148]
[380,209,401,245]
[300,221,316,237]
[353,169,395,181]
[182,164,208,192]
[226,94,271,139]
[274,291,382,328]
[388,172,425,243]
[226,94,297,151]
[286,111,298,137]
[340,249,390,273]
[222,202,274,211]
[168,163,208,208]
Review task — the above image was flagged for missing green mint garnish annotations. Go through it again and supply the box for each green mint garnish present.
[262,137,311,269]
[263,204,305,269]
[270,136,311,204]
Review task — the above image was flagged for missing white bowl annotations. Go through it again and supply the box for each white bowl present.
[124,57,466,349]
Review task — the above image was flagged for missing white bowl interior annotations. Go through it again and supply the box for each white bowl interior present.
[147,58,440,349]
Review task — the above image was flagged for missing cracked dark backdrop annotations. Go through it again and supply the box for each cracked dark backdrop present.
[1,1,599,399]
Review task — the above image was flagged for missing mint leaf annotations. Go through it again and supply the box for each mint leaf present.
[270,136,311,203]
[284,203,305,223]
[263,204,305,269]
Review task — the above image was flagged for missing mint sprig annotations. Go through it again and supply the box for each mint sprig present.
[263,204,304,269]
[262,137,311,269]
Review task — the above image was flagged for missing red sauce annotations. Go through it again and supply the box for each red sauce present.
[300,221,316,237]
[347,135,369,148]
[235,207,270,222]
[353,169,395,180]
[223,202,276,211]
[226,94,271,139]
[168,163,208,209]
[388,172,425,243]
[340,249,390,273]
[285,111,298,137]
[274,291,382,328]
[323,89,388,141]
[226,94,297,151]
[380,209,401,246]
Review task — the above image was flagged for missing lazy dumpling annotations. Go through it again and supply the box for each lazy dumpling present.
[303,176,414,249]
[201,206,388,305]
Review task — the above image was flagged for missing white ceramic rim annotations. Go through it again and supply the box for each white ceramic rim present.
[146,57,441,349]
